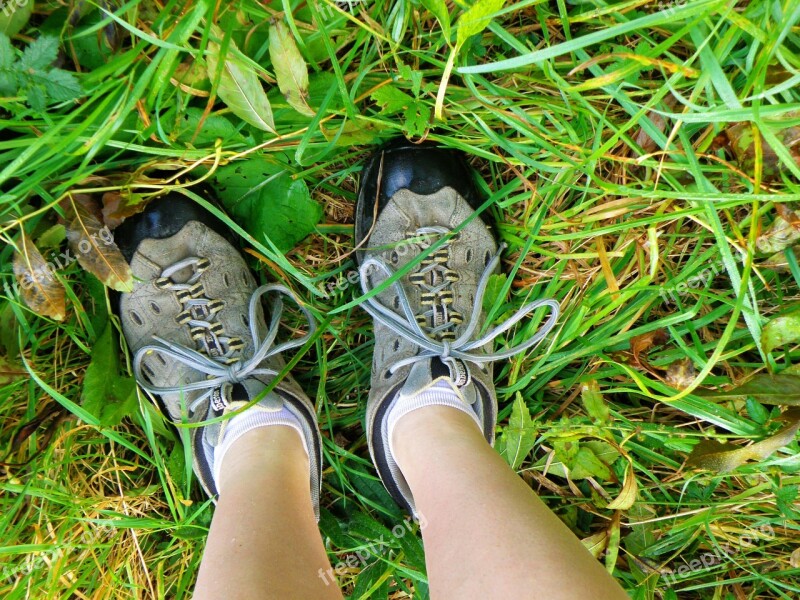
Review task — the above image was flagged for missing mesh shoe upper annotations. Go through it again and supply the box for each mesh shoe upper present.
[356,143,559,514]
[119,217,322,513]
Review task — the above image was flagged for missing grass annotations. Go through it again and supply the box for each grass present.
[1,0,800,598]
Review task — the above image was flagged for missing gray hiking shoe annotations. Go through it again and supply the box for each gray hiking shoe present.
[354,139,559,515]
[115,194,322,516]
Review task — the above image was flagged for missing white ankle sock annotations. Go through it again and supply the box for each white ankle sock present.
[212,393,308,490]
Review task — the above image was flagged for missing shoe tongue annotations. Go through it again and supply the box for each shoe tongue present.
[400,359,470,397]
[224,378,284,410]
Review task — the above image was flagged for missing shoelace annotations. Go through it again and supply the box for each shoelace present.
[359,238,559,381]
[133,283,315,414]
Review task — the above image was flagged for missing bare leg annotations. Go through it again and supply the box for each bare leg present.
[393,406,628,600]
[194,427,343,600]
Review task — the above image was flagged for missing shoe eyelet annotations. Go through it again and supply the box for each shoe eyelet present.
[129,310,144,326]
[383,370,392,380]
[223,273,230,288]
[241,315,249,327]
[392,296,400,309]
[392,339,400,351]
[155,354,167,366]
[466,249,473,263]
[149,301,161,315]
[390,251,399,264]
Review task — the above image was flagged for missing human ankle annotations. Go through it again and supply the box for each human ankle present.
[218,426,309,493]
[392,405,485,470]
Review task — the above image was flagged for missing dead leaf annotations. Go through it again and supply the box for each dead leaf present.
[0,355,26,385]
[13,231,67,321]
[665,358,696,390]
[757,207,800,254]
[607,463,638,510]
[101,191,150,229]
[581,530,609,559]
[64,194,134,292]
[791,547,800,569]
[724,120,800,181]
[630,328,669,370]
[634,95,678,156]
[687,408,800,472]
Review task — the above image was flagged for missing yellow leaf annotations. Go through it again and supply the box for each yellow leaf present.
[268,20,314,117]
[607,463,638,510]
[687,408,800,472]
[13,231,67,321]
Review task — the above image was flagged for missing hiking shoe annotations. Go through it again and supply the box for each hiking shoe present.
[115,193,322,517]
[355,139,559,515]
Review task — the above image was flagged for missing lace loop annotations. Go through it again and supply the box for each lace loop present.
[358,240,559,377]
[133,283,315,413]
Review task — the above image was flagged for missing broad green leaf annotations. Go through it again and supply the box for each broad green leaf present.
[482,273,507,311]
[371,85,413,113]
[20,35,57,71]
[167,106,244,147]
[581,380,610,424]
[35,68,82,102]
[762,307,800,353]
[498,393,538,469]
[420,0,451,40]
[36,223,65,249]
[82,324,138,427]
[687,409,800,472]
[700,374,800,405]
[745,397,770,425]
[212,157,322,252]
[539,440,620,480]
[0,0,32,36]
[207,27,275,133]
[571,445,612,480]
[268,20,314,117]
[455,0,504,48]
[370,86,430,136]
[0,32,15,69]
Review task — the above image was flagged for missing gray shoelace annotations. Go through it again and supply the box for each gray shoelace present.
[133,283,315,414]
[359,241,559,378]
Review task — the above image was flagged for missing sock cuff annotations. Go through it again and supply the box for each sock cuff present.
[386,380,482,443]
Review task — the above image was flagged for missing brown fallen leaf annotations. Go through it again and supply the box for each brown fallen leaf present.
[630,328,669,371]
[12,231,67,321]
[634,95,678,156]
[101,191,149,229]
[723,119,800,181]
[64,194,134,292]
[0,355,26,385]
[687,408,800,472]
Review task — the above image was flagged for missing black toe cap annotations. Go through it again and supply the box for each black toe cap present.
[114,192,233,264]
[354,138,485,253]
